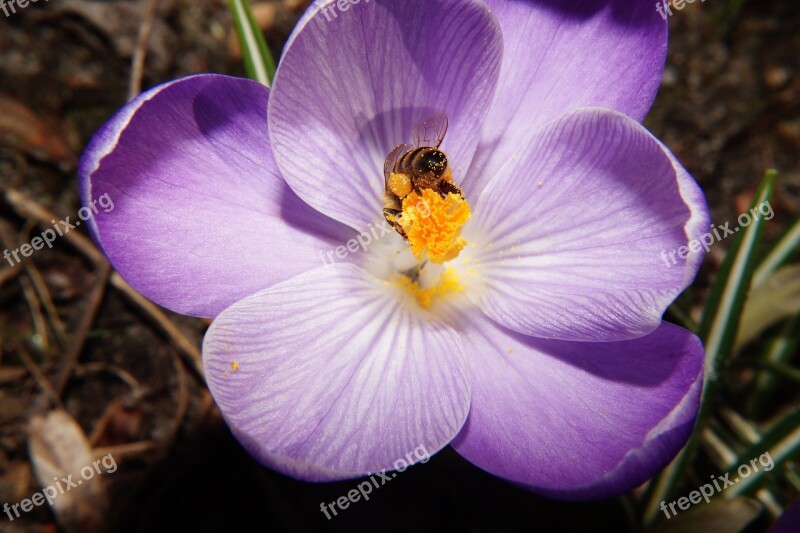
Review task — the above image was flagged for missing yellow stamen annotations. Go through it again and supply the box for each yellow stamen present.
[399,189,471,264]
[394,268,463,309]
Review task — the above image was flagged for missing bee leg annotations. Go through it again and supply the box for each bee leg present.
[383,208,408,239]
[438,180,463,198]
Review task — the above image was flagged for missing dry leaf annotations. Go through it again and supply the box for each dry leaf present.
[28,410,109,532]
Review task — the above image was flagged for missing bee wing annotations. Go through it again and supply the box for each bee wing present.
[384,143,414,183]
[412,112,448,148]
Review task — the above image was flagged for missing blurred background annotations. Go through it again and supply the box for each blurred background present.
[0,0,798,531]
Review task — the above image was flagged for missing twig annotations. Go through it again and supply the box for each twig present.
[0,367,28,384]
[17,343,63,411]
[23,261,69,348]
[88,397,143,448]
[3,190,114,398]
[51,262,111,397]
[77,362,143,394]
[0,220,51,349]
[82,362,146,447]
[3,189,106,266]
[128,0,159,100]
[4,190,204,380]
[0,265,21,287]
[110,272,204,379]
[19,274,50,350]
[94,441,159,460]
[15,217,69,346]
[164,347,190,446]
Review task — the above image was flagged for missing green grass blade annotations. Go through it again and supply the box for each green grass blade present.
[753,216,800,287]
[643,170,777,526]
[666,291,699,333]
[749,360,800,386]
[727,407,800,497]
[699,169,777,381]
[229,0,276,86]
[747,314,800,417]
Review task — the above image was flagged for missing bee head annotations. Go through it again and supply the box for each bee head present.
[421,150,447,175]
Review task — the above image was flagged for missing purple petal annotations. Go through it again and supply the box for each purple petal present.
[79,74,351,318]
[465,0,667,194]
[773,499,800,533]
[660,140,712,288]
[466,108,710,341]
[268,0,502,230]
[203,263,470,481]
[451,315,704,499]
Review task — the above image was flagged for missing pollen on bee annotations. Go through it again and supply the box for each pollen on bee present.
[388,172,412,198]
[399,189,471,264]
[441,166,453,183]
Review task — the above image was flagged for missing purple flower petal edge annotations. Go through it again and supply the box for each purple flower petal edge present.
[466,0,668,195]
[268,0,503,230]
[467,108,710,342]
[203,263,471,481]
[451,316,704,499]
[79,74,351,317]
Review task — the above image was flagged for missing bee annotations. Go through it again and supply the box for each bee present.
[383,113,463,238]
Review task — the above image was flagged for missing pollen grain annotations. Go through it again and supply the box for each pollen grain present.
[394,268,463,309]
[399,189,471,264]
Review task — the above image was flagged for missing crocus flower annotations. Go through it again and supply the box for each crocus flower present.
[80,0,710,498]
